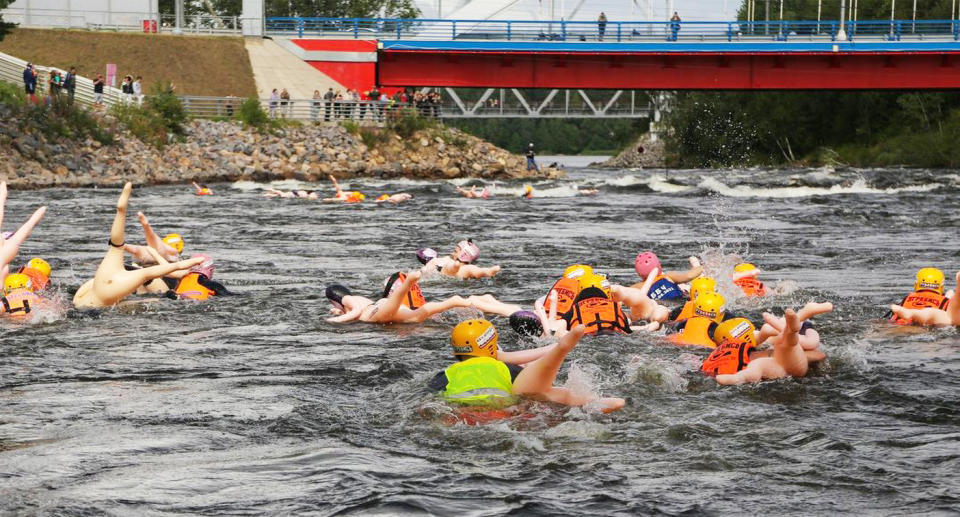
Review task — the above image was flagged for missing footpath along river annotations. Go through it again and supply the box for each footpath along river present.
[1,166,958,515]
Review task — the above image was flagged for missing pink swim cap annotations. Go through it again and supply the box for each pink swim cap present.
[190,253,214,279]
[634,251,660,278]
[456,239,480,263]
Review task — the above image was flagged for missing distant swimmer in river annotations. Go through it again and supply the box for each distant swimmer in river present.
[263,188,318,200]
[631,251,703,302]
[889,270,960,326]
[73,182,205,309]
[888,267,950,325]
[522,184,534,199]
[417,239,501,279]
[124,212,184,264]
[456,185,492,199]
[322,174,364,203]
[192,182,213,196]
[428,319,625,414]
[732,262,768,297]
[375,193,413,204]
[0,182,47,275]
[704,302,834,385]
[326,270,483,324]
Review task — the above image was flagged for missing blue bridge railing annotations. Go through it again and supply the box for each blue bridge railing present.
[265,17,960,42]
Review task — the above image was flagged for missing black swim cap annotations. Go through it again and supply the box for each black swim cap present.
[326,284,352,305]
[509,310,543,337]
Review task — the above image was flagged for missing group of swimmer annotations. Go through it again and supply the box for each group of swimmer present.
[3,180,959,422]
[263,175,410,204]
[456,183,598,199]
[323,240,960,417]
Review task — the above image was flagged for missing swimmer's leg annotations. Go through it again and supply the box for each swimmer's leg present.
[513,326,624,412]
[950,271,960,325]
[773,309,809,378]
[367,270,423,323]
[466,294,522,317]
[405,295,472,323]
[91,182,133,287]
[611,282,669,322]
[715,358,779,385]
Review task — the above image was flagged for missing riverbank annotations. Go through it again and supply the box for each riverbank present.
[0,104,561,189]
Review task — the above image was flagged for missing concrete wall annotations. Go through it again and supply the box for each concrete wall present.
[2,0,159,29]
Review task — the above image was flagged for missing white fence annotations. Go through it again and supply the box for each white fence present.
[180,95,438,123]
[0,8,241,35]
[0,50,124,107]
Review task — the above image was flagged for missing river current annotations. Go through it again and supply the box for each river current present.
[1,166,958,515]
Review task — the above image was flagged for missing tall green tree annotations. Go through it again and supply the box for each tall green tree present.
[0,0,14,41]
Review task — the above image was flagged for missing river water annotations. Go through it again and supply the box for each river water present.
[1,166,959,515]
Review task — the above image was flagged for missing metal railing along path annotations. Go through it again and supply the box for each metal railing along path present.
[179,96,443,123]
[0,51,124,107]
[265,17,960,43]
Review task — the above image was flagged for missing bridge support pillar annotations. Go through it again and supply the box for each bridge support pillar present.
[242,0,264,37]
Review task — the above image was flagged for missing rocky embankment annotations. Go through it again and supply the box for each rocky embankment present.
[0,110,561,189]
[593,133,665,169]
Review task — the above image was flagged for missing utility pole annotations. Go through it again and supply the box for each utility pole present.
[779,0,784,21]
[891,0,896,37]
[817,0,822,32]
[765,0,770,35]
[174,0,184,34]
[837,0,847,40]
[912,0,917,33]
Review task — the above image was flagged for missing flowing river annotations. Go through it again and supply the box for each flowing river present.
[1,166,958,515]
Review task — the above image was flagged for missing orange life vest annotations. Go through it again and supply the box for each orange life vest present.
[567,295,631,335]
[175,273,216,301]
[734,277,767,297]
[384,271,426,309]
[891,290,948,325]
[18,267,49,292]
[701,338,754,375]
[669,316,718,348]
[1,288,42,317]
[197,188,212,196]
[673,300,696,322]
[544,277,581,318]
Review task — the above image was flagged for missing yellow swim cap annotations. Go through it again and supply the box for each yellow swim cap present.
[524,185,533,193]
[689,277,717,301]
[163,233,184,254]
[25,258,51,278]
[376,194,389,201]
[563,264,593,280]
[451,319,498,358]
[4,273,32,294]
[734,263,758,273]
[712,317,757,347]
[915,267,945,294]
[694,292,726,322]
[579,273,611,297]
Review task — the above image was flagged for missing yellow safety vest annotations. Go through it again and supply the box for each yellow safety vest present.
[443,356,517,408]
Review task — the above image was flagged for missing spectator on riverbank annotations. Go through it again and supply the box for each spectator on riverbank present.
[280,88,291,118]
[121,76,134,103]
[133,76,143,106]
[312,90,322,120]
[269,88,279,117]
[23,63,36,102]
[64,67,77,105]
[323,87,334,121]
[670,12,681,41]
[598,12,607,41]
[93,74,105,107]
[526,143,539,171]
[47,71,62,103]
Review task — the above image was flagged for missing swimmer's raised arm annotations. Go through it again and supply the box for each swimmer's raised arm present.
[144,246,190,280]
[329,174,343,196]
[0,206,46,270]
[136,212,179,261]
[666,257,703,284]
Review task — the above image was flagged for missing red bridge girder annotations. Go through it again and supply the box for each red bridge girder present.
[377,51,960,90]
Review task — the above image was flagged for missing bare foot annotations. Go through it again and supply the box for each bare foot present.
[117,182,133,211]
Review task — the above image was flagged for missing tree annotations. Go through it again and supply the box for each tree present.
[0,0,15,41]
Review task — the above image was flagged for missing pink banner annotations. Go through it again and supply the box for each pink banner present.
[106,63,117,87]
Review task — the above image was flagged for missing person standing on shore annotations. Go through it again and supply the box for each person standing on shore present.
[64,67,77,105]
[22,63,36,103]
[526,143,539,172]
[597,12,607,41]
[93,74,105,107]
[133,76,143,106]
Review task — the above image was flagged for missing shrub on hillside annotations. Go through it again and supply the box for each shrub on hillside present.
[0,81,25,106]
[111,102,168,148]
[145,81,187,137]
[238,97,269,129]
[340,120,360,135]
[388,108,436,138]
[18,98,114,145]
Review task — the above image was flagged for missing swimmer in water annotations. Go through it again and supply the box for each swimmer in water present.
[192,182,213,196]
[417,239,501,279]
[375,193,413,204]
[322,175,364,203]
[889,270,960,326]
[578,188,599,196]
[123,212,183,264]
[263,188,319,200]
[710,302,834,385]
[17,257,52,293]
[429,319,625,413]
[382,269,521,317]
[0,182,47,274]
[888,267,950,325]
[631,251,703,302]
[609,268,672,327]
[138,248,232,300]
[455,185,492,199]
[72,183,206,309]
[521,185,533,199]
[327,270,481,324]
[732,263,768,297]
[0,272,48,317]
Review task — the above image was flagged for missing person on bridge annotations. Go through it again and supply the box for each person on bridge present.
[597,12,608,41]
[526,143,539,172]
[670,12,682,41]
